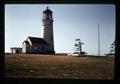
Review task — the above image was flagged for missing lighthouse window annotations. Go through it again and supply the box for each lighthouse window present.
[49,14,52,19]
[50,36,53,41]
[43,14,46,19]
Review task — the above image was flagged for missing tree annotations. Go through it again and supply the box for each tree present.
[109,41,115,55]
[105,40,115,57]
[74,39,87,56]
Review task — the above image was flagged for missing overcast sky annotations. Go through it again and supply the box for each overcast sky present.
[5,4,115,55]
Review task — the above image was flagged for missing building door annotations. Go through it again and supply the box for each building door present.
[16,50,19,54]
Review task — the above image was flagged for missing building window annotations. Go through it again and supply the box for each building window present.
[34,46,37,50]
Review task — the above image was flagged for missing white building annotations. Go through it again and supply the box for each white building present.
[22,37,49,54]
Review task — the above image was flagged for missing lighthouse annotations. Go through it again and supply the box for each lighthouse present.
[42,7,55,54]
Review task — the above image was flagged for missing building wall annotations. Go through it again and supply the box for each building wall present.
[22,42,32,53]
[18,49,22,53]
[12,49,16,53]
[26,44,32,53]
[31,43,49,53]
[22,42,49,54]
[22,42,26,53]
[43,19,54,52]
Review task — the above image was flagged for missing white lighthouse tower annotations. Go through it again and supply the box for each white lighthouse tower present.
[42,7,55,54]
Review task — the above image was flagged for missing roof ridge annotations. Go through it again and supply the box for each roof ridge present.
[28,36,41,38]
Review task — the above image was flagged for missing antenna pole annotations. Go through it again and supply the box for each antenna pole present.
[98,23,101,56]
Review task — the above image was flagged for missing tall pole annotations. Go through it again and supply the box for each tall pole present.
[98,23,101,56]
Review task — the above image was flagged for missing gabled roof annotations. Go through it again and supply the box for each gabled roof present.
[22,40,29,45]
[28,37,48,45]
[24,41,29,44]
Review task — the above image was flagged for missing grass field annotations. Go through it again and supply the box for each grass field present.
[5,54,114,79]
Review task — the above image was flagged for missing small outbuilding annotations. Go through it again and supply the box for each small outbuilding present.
[11,47,22,54]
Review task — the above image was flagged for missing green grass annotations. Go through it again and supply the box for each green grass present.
[5,54,114,79]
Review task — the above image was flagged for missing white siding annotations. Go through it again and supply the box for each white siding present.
[22,42,26,53]
[13,49,16,53]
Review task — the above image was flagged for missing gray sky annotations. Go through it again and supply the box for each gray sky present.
[5,4,115,55]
